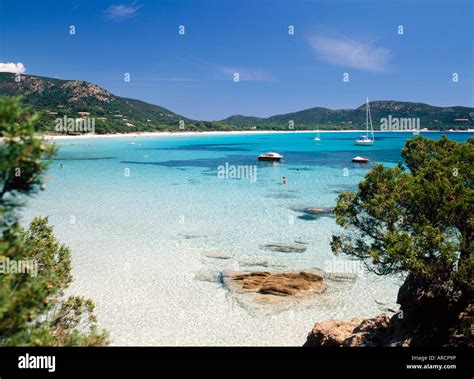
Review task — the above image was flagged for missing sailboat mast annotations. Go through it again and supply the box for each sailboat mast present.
[366,97,369,138]
[368,98,374,140]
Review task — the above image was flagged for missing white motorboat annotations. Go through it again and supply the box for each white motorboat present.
[258,152,283,162]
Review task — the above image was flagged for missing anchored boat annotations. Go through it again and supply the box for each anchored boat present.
[258,152,283,162]
[352,156,369,163]
[313,126,321,141]
[355,97,375,146]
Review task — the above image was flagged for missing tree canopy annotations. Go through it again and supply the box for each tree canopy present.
[0,97,108,346]
[331,135,473,343]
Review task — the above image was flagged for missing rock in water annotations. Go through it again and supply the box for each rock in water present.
[202,251,234,259]
[304,315,391,347]
[294,238,310,245]
[260,243,307,253]
[239,257,269,267]
[326,272,357,282]
[220,270,347,315]
[222,270,326,297]
[288,205,334,216]
[304,207,333,215]
[194,271,221,283]
[178,232,208,239]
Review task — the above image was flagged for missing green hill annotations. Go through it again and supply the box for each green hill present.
[0,73,236,134]
[1,72,472,133]
[222,102,474,131]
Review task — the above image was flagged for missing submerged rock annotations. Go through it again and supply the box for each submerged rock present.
[194,271,221,283]
[221,269,347,315]
[202,251,234,259]
[222,269,327,298]
[326,272,357,283]
[260,243,307,253]
[304,207,333,215]
[178,232,208,239]
[288,205,334,217]
[239,257,269,267]
[294,238,310,245]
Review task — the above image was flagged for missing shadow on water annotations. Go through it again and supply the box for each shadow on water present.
[120,148,402,169]
[53,157,117,161]
[297,214,329,221]
[120,154,258,169]
[281,149,402,167]
[138,143,253,152]
[320,136,402,141]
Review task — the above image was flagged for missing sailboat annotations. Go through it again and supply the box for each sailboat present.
[313,126,321,141]
[354,98,375,146]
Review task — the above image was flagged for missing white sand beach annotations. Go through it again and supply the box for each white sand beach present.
[37,129,457,141]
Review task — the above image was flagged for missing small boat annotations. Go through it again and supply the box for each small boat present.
[355,97,375,146]
[354,135,374,145]
[352,156,369,163]
[258,152,283,161]
[314,126,321,141]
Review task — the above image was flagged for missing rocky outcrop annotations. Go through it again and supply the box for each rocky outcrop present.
[61,80,112,103]
[304,316,393,347]
[304,272,473,347]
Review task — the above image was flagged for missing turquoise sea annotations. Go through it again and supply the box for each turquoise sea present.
[22,131,472,345]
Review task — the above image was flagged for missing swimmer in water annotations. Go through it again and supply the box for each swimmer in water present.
[60,163,64,170]
[282,176,287,185]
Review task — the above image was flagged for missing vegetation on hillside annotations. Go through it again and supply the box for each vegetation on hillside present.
[223,102,474,130]
[1,72,472,134]
[0,73,239,134]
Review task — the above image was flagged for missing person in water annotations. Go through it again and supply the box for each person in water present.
[282,176,287,185]
[60,163,64,170]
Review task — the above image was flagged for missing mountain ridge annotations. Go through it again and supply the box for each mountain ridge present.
[1,73,473,133]
[221,101,474,130]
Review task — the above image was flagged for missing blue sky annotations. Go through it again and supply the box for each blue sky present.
[0,0,472,120]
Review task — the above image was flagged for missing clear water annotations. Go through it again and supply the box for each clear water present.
[21,131,472,345]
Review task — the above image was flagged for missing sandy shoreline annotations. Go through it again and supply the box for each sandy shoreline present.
[40,130,361,140]
[0,129,468,142]
[36,129,469,141]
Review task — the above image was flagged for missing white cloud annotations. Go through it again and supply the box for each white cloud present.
[104,3,141,21]
[218,66,276,82]
[308,36,391,73]
[0,62,26,74]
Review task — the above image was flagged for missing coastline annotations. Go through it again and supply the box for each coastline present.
[38,129,472,141]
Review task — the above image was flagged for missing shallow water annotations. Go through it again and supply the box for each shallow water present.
[21,131,472,345]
